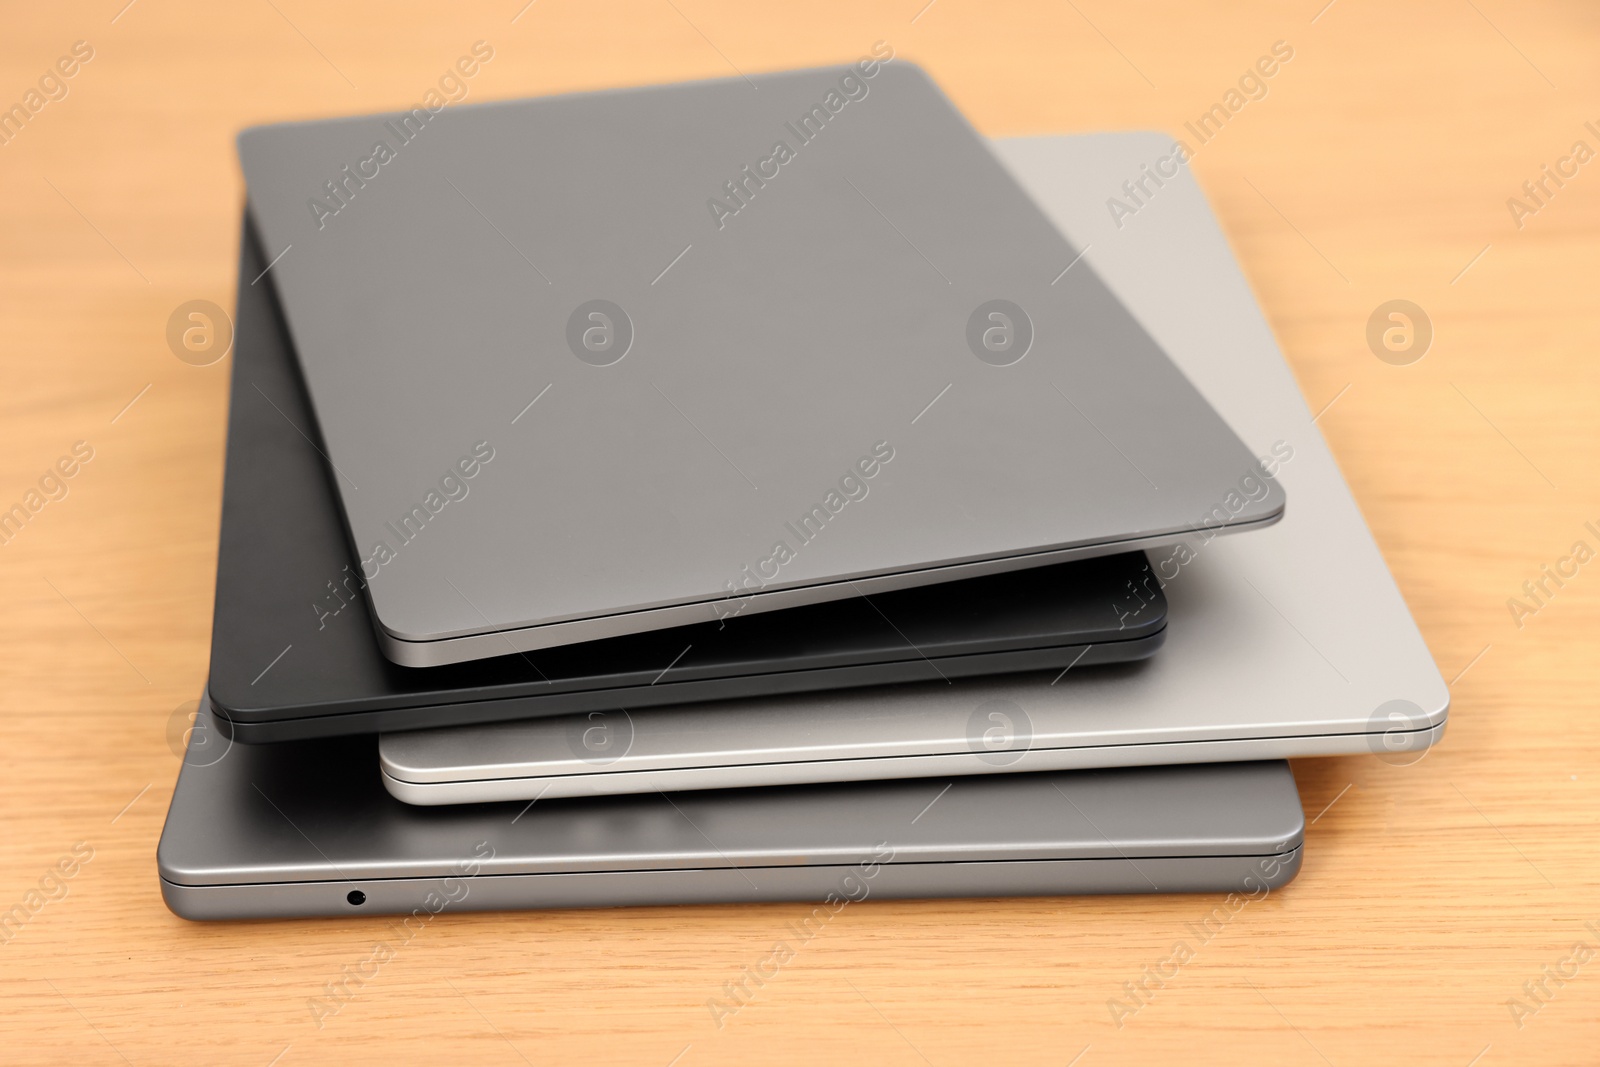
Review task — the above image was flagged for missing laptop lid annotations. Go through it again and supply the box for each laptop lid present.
[236,63,1282,665]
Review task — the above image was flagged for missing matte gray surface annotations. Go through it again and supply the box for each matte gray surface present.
[157,704,1303,919]
[380,132,1449,804]
[238,63,1282,665]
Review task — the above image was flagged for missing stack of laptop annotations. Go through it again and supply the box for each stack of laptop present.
[159,62,1446,919]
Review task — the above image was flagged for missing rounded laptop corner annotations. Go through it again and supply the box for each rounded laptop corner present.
[1262,844,1304,891]
[158,877,211,922]
[1245,480,1288,528]
[378,760,445,806]
[370,622,441,668]
[376,736,420,786]
[156,830,212,919]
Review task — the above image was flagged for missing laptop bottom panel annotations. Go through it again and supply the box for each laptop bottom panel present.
[162,849,1303,921]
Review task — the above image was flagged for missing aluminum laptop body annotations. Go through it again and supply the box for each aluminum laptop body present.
[158,702,1302,920]
[379,132,1449,805]
[207,215,1165,743]
[237,63,1282,666]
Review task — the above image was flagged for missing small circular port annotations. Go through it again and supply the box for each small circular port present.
[347,889,367,906]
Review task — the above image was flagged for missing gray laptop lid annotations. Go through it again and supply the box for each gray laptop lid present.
[379,132,1448,804]
[158,703,1302,919]
[237,63,1283,666]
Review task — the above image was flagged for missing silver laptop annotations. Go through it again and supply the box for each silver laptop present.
[237,63,1282,666]
[379,132,1449,805]
[158,701,1302,919]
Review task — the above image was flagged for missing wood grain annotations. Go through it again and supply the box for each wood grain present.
[2,1,1597,1063]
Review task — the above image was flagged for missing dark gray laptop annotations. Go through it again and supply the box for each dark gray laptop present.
[237,62,1283,666]
[204,211,1165,743]
[159,702,1302,920]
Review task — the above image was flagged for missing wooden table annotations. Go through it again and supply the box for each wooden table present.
[3,2,1596,1062]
